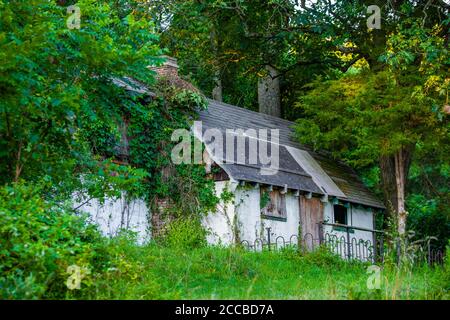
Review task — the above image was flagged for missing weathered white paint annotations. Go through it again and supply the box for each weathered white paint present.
[75,181,374,261]
[203,183,301,247]
[234,186,262,242]
[351,206,374,242]
[202,180,238,245]
[323,202,374,260]
[75,193,150,243]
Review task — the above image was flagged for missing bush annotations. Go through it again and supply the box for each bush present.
[407,194,450,251]
[301,245,347,269]
[0,183,108,299]
[160,217,208,250]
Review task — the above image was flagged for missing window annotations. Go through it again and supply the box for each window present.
[333,205,348,225]
[260,187,287,221]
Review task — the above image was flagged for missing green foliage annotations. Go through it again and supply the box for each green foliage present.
[83,244,448,300]
[260,190,270,209]
[0,0,217,217]
[156,1,448,117]
[0,0,161,194]
[120,81,218,216]
[299,245,348,270]
[407,147,450,247]
[159,218,208,250]
[88,232,164,299]
[445,241,450,283]
[0,183,108,299]
[294,68,445,167]
[157,0,326,111]
[406,194,450,251]
[293,20,449,232]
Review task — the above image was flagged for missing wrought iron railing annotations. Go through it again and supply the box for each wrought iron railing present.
[239,223,445,265]
[319,222,384,263]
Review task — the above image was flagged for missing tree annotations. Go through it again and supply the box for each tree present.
[0,0,161,196]
[156,0,448,117]
[294,20,449,236]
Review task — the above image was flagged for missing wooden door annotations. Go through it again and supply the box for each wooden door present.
[299,196,324,250]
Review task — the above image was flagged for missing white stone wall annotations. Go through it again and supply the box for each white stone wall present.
[323,202,374,260]
[75,193,151,243]
[204,182,376,261]
[203,182,301,248]
[202,181,237,245]
[75,180,375,257]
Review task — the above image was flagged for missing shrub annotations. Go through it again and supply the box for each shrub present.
[406,194,450,251]
[160,217,208,250]
[0,183,107,299]
[301,245,347,269]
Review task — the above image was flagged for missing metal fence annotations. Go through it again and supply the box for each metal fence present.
[319,222,385,263]
[240,223,445,265]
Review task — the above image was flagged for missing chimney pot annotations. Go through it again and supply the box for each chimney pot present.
[149,55,179,78]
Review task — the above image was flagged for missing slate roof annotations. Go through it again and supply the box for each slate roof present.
[112,75,384,209]
[198,99,385,209]
[111,76,155,96]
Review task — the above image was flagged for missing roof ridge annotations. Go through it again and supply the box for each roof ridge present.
[207,98,297,127]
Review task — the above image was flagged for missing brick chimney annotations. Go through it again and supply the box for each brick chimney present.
[149,55,199,93]
[149,55,179,78]
[148,55,186,240]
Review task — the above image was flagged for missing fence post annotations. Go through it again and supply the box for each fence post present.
[373,231,378,264]
[266,227,271,251]
[318,222,324,245]
[346,226,351,260]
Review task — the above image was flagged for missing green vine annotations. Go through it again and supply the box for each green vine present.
[82,77,219,219]
[260,190,271,209]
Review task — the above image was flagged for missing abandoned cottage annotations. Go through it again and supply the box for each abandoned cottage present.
[77,57,385,259]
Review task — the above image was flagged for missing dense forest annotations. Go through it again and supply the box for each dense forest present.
[0,0,449,299]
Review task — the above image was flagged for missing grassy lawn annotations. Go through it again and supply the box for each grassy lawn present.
[82,244,449,300]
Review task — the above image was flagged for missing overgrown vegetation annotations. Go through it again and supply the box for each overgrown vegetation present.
[82,243,450,299]
[0,0,220,299]
[0,184,108,299]
[293,20,449,241]
[1,183,447,300]
[0,0,449,301]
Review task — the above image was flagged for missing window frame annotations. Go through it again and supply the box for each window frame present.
[260,187,287,222]
[333,204,348,225]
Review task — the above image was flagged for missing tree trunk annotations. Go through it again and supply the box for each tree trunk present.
[258,65,281,117]
[212,75,223,102]
[14,141,23,182]
[394,149,407,236]
[379,154,397,216]
[210,28,223,102]
[379,146,413,236]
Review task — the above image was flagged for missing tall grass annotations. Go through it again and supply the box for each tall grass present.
[78,242,448,300]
